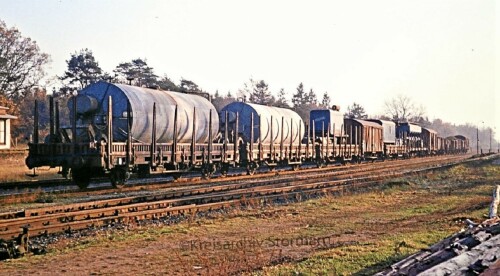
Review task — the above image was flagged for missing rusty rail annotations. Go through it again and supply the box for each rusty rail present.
[0,154,481,241]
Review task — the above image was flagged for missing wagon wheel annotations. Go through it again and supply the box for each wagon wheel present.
[201,164,215,179]
[246,167,255,176]
[61,166,71,179]
[220,164,229,177]
[291,164,300,171]
[110,168,129,189]
[172,173,182,181]
[137,164,151,178]
[246,162,258,176]
[350,156,358,165]
[71,168,90,189]
[316,159,326,168]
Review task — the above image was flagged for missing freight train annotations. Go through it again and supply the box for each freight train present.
[25,82,470,188]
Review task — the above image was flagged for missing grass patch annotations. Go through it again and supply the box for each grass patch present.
[0,152,60,183]
[34,192,56,203]
[263,230,452,276]
[258,161,499,275]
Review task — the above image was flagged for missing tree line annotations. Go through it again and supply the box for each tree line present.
[0,20,497,152]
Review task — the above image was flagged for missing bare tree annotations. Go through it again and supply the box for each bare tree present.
[384,94,426,122]
[0,20,50,99]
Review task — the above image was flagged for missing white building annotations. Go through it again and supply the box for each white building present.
[0,106,18,150]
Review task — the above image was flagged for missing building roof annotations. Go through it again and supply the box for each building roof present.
[0,114,17,119]
[0,106,17,119]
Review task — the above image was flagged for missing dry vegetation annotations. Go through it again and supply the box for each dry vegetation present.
[0,152,60,183]
[0,159,498,275]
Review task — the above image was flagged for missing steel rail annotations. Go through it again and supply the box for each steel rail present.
[0,154,484,241]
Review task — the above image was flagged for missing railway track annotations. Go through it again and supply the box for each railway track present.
[0,154,490,242]
[0,154,471,201]
[0,155,465,215]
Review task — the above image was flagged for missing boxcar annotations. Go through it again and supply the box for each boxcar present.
[397,122,423,156]
[453,135,469,153]
[344,119,384,160]
[368,119,406,158]
[421,127,438,155]
[436,136,446,155]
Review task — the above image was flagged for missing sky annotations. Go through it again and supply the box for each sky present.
[0,0,498,138]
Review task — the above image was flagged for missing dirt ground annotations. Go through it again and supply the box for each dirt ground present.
[0,161,498,275]
[0,152,60,182]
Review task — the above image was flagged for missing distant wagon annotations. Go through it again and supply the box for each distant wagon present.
[446,135,469,154]
[344,119,384,160]
[368,119,405,158]
[421,127,438,155]
[309,108,344,138]
[397,122,424,156]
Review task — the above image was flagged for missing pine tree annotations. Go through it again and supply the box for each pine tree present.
[157,75,180,91]
[179,78,202,92]
[291,83,320,124]
[345,102,368,119]
[307,88,317,105]
[114,58,158,87]
[321,92,331,108]
[275,88,289,108]
[292,82,306,108]
[60,48,103,91]
[249,80,274,105]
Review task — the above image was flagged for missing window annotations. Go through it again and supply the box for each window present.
[0,119,5,145]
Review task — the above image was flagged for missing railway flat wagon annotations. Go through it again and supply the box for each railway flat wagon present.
[220,102,305,172]
[309,108,362,165]
[26,81,227,188]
